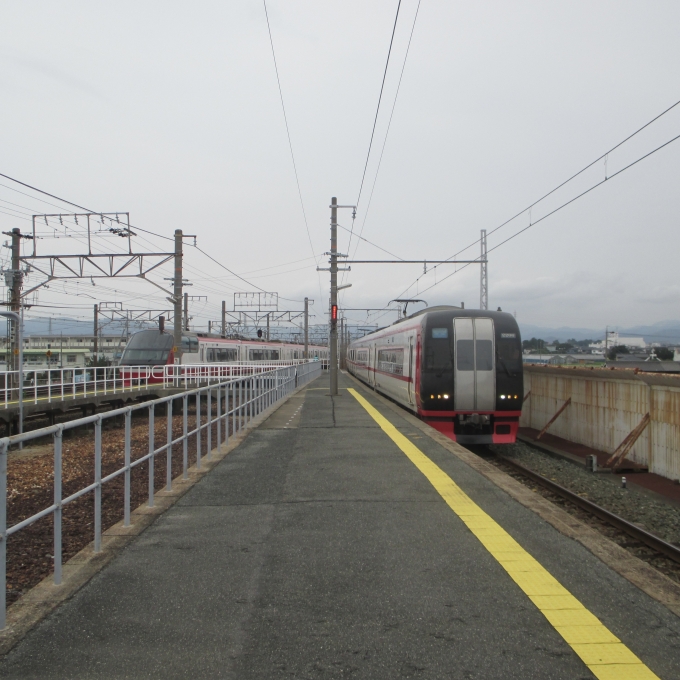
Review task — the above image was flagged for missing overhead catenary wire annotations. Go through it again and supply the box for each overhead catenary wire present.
[399,95,680,297]
[0,172,173,242]
[0,177,313,308]
[345,0,403,261]
[397,129,680,304]
[191,244,304,303]
[349,0,422,264]
[262,0,324,305]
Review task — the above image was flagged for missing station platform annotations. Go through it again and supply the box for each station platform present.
[0,373,678,679]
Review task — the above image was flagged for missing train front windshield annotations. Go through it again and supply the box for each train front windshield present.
[119,331,173,366]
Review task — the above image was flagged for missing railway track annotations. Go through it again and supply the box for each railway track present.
[483,448,680,566]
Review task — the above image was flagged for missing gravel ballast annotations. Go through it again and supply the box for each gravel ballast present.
[485,439,680,584]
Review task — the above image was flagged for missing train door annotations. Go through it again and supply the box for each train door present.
[453,318,495,411]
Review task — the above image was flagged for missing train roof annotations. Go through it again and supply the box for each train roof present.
[399,304,460,323]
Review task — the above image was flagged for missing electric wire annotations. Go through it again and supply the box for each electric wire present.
[410,96,680,288]
[191,244,304,303]
[336,222,403,260]
[349,0,421,263]
[0,172,173,242]
[262,0,324,305]
[399,129,680,303]
[345,0,403,261]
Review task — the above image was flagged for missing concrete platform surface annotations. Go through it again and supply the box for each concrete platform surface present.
[0,373,678,679]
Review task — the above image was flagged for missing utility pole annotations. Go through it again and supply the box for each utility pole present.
[173,229,183,363]
[330,198,338,394]
[184,292,189,331]
[9,228,22,375]
[304,297,309,359]
[480,229,488,310]
[266,312,270,341]
[318,198,353,394]
[93,304,99,360]
[221,300,226,338]
[605,325,609,358]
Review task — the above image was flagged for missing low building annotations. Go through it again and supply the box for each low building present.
[0,335,128,371]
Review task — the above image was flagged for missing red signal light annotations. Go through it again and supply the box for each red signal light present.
[331,304,338,321]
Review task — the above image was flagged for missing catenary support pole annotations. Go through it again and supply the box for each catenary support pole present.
[9,229,21,378]
[0,311,22,443]
[221,300,226,337]
[480,229,488,310]
[93,304,99,359]
[173,229,183,362]
[330,197,338,395]
[304,297,309,359]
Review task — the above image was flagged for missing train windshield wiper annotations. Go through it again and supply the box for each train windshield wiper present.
[498,357,517,378]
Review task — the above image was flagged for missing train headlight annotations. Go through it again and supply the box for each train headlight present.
[443,394,449,399]
[500,395,506,399]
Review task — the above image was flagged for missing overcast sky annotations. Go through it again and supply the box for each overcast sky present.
[1,1,679,334]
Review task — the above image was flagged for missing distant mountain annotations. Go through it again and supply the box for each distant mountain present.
[519,324,601,343]
[519,321,680,344]
[4,317,131,337]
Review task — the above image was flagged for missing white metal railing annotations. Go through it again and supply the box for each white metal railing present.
[0,360,322,408]
[0,360,322,627]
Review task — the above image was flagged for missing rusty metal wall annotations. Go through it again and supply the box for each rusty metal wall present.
[521,366,680,481]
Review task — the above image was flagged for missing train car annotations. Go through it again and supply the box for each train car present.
[119,329,328,381]
[347,305,523,444]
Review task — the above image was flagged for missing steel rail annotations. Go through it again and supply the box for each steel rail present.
[493,452,680,565]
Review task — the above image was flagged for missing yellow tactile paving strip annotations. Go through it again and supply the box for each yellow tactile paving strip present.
[348,388,661,680]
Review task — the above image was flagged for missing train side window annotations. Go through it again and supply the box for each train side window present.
[476,340,493,371]
[456,340,474,371]
[214,348,236,362]
[183,337,198,353]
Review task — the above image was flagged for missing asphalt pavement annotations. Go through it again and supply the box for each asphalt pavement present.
[0,372,678,679]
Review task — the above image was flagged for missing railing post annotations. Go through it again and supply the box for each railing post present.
[0,439,7,629]
[148,404,155,508]
[124,410,131,527]
[183,395,188,479]
[94,417,102,552]
[207,388,212,461]
[225,384,230,446]
[196,392,201,470]
[238,382,242,432]
[216,386,221,453]
[167,398,173,491]
[54,427,63,585]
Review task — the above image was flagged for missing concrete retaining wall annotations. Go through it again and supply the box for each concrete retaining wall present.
[521,365,680,481]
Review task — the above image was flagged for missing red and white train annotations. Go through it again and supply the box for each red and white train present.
[119,329,327,381]
[347,305,523,445]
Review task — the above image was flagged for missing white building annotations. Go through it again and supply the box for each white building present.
[0,335,128,371]
[589,331,646,352]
